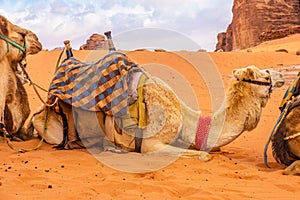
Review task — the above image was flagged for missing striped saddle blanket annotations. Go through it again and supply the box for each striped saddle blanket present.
[279,71,300,111]
[48,52,142,116]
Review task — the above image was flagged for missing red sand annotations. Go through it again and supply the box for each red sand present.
[1,36,300,199]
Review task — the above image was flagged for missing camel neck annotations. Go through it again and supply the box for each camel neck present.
[206,88,265,149]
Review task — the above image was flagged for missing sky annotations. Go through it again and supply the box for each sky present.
[0,0,234,51]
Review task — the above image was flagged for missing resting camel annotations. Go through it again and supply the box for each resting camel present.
[0,15,42,140]
[31,55,284,160]
[272,91,300,175]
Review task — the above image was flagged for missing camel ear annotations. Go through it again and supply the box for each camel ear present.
[233,69,240,79]
[0,15,8,36]
[233,69,244,80]
[233,69,237,75]
[233,67,256,80]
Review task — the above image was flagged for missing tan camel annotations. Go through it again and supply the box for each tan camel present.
[31,65,284,160]
[272,94,300,175]
[0,15,42,139]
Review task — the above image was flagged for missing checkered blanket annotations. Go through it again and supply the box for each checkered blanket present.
[48,52,140,116]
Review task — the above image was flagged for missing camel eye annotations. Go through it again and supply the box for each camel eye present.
[19,38,24,44]
[18,35,25,43]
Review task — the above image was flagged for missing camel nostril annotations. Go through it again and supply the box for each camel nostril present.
[276,81,285,87]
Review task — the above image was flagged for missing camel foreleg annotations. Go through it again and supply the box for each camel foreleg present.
[0,59,9,127]
[141,138,211,161]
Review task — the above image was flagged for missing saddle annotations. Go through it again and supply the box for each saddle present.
[48,50,148,152]
[48,33,149,152]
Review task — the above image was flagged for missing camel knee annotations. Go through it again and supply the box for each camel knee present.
[32,106,64,145]
[141,139,167,153]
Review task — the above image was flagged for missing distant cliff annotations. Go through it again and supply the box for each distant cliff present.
[216,0,300,51]
[80,33,108,50]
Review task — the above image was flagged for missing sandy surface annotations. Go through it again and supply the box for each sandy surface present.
[241,34,300,55]
[1,36,300,199]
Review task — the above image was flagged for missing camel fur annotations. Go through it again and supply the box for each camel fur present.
[0,15,42,139]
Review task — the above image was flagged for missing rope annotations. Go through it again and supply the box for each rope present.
[31,82,58,107]
[55,48,65,72]
[27,48,65,107]
[284,132,300,140]
[30,82,48,92]
[1,107,49,153]
[18,57,59,107]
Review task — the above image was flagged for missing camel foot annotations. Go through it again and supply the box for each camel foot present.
[14,131,35,141]
[0,132,24,142]
[181,150,211,161]
[104,146,124,153]
[199,151,211,162]
[53,143,66,150]
[283,160,300,176]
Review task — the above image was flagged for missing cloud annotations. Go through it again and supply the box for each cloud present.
[114,28,201,51]
[0,0,234,51]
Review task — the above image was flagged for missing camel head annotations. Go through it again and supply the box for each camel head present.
[207,66,285,148]
[233,65,284,99]
[0,15,42,62]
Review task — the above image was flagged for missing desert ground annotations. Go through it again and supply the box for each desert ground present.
[1,34,300,199]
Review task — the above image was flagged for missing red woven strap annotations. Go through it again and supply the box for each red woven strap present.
[195,116,211,150]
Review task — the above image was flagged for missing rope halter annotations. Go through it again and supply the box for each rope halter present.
[237,70,273,95]
[0,34,26,54]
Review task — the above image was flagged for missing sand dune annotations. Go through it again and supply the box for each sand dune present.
[241,33,300,55]
[1,39,300,199]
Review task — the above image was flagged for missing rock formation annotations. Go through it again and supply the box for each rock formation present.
[216,0,300,51]
[80,33,108,50]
